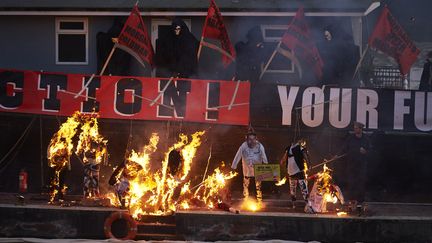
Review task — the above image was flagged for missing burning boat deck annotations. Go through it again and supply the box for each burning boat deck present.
[0,193,431,242]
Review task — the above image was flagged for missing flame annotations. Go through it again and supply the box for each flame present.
[109,131,213,218]
[47,112,82,202]
[319,164,338,204]
[180,201,190,210]
[75,114,108,166]
[275,177,287,186]
[240,198,262,212]
[48,112,109,202]
[337,211,347,217]
[104,130,240,218]
[309,163,345,213]
[193,166,237,207]
[179,131,205,180]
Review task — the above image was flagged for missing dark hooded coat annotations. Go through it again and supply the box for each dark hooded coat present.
[155,18,199,78]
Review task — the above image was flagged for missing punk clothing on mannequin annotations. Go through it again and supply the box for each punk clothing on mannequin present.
[231,132,268,202]
[280,140,313,213]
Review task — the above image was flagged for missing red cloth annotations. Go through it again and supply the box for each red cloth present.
[117,5,154,66]
[280,7,323,80]
[201,0,236,67]
[368,5,419,75]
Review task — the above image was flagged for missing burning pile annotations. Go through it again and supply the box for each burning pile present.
[108,131,238,218]
[186,165,237,209]
[308,164,344,213]
[47,111,107,202]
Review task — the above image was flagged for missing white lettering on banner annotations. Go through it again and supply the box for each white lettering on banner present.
[329,88,352,128]
[278,85,299,125]
[356,89,378,129]
[302,87,324,127]
[394,91,411,130]
[414,92,432,131]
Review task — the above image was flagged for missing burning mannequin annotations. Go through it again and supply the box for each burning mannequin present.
[280,139,313,213]
[47,137,71,202]
[308,165,345,213]
[108,156,142,208]
[81,140,107,198]
[231,130,268,203]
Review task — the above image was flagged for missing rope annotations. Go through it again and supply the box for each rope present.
[201,142,212,183]
[0,116,36,174]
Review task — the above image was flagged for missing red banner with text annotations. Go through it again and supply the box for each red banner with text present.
[0,69,250,125]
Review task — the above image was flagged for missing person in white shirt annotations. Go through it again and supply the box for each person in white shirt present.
[231,132,268,202]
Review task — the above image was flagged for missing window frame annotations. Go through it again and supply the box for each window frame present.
[55,17,89,65]
[260,24,295,73]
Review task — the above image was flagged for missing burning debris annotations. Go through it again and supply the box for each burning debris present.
[308,164,344,213]
[107,130,240,218]
[188,165,237,210]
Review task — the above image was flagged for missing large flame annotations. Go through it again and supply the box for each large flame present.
[192,166,237,207]
[115,131,210,218]
[47,112,82,202]
[106,130,238,218]
[75,114,108,165]
[48,111,108,202]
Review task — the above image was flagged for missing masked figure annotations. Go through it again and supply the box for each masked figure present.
[231,130,268,203]
[280,139,313,213]
[155,18,199,78]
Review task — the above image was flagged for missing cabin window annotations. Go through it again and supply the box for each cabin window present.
[260,25,294,73]
[56,17,88,64]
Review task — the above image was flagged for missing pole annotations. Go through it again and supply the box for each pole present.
[228,77,239,110]
[150,76,175,106]
[100,44,117,76]
[74,74,95,98]
[197,36,204,61]
[201,143,212,183]
[259,41,281,80]
[352,44,369,81]
[74,44,117,99]
[39,115,44,188]
[309,154,346,170]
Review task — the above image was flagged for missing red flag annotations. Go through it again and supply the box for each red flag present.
[368,6,419,75]
[117,5,154,67]
[201,0,235,67]
[279,7,323,80]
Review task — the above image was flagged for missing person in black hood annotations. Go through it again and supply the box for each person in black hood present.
[419,51,432,91]
[318,25,359,86]
[96,17,132,76]
[155,18,199,78]
[235,26,266,83]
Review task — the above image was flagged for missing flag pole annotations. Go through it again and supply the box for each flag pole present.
[150,76,176,106]
[198,0,210,62]
[99,43,117,76]
[352,44,369,81]
[259,40,282,80]
[74,43,117,99]
[197,36,204,61]
[228,77,240,111]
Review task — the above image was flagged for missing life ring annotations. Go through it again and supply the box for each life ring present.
[104,211,137,240]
